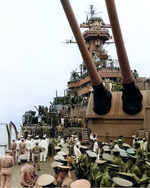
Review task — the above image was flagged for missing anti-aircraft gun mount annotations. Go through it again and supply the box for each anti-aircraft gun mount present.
[60,0,150,146]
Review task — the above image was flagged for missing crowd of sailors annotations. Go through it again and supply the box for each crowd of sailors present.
[1,131,150,187]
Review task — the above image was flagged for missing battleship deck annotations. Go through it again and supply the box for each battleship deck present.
[11,156,77,188]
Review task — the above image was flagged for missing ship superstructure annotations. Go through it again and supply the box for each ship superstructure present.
[68,4,122,97]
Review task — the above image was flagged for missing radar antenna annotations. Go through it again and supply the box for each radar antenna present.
[85,3,103,20]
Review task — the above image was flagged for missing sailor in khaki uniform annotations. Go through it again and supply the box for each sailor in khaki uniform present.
[20,163,38,188]
[10,139,17,163]
[19,139,26,155]
[66,135,73,155]
[0,150,14,188]
[48,136,53,156]
[32,141,42,171]
[51,161,63,186]
[57,165,73,187]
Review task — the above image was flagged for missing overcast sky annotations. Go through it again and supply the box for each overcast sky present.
[0,0,150,128]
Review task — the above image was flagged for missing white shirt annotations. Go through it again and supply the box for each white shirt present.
[16,140,21,150]
[93,141,98,152]
[114,144,120,150]
[74,145,81,161]
[75,140,81,149]
[33,139,41,147]
[143,141,147,151]
[61,118,64,125]
[40,139,47,149]
[25,140,31,150]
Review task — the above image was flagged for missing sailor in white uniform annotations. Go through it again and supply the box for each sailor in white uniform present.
[73,138,81,163]
[40,136,47,162]
[25,137,32,162]
[93,139,98,153]
[44,135,49,158]
[16,138,21,159]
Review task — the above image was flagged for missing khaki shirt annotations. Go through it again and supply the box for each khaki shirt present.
[1,154,14,168]
[20,163,38,187]
[61,176,73,188]
[32,145,42,154]
[11,142,17,152]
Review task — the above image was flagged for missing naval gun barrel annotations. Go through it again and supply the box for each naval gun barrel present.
[60,0,112,115]
[105,0,143,115]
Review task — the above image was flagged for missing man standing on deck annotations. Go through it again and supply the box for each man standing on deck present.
[40,136,47,162]
[48,136,53,156]
[0,150,14,188]
[10,139,17,163]
[19,138,26,155]
[16,138,21,159]
[57,166,73,187]
[32,141,42,171]
[25,137,32,162]
[20,163,38,188]
[45,135,49,159]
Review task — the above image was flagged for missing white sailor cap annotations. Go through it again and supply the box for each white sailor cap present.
[51,161,63,168]
[34,140,39,144]
[88,152,97,158]
[54,155,64,161]
[37,174,54,186]
[86,150,92,155]
[126,148,135,155]
[61,148,69,155]
[102,145,110,150]
[122,143,131,148]
[54,146,61,150]
[70,179,91,188]
[112,177,133,187]
[96,159,107,165]
[57,165,71,171]
[102,153,113,162]
[57,151,67,156]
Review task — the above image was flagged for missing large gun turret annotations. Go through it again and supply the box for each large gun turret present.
[60,0,112,115]
[105,0,143,115]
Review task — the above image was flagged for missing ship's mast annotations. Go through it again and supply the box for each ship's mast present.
[80,4,111,68]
